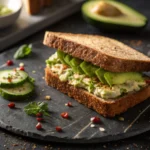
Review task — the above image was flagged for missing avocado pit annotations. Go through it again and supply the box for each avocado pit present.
[92,1,122,17]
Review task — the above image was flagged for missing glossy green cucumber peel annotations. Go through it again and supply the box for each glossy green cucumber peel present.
[55,50,144,86]
[0,81,34,100]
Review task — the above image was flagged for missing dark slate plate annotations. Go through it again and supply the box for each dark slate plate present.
[0,42,150,143]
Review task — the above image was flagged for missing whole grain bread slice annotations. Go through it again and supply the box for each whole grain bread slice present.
[45,67,150,117]
[43,31,150,72]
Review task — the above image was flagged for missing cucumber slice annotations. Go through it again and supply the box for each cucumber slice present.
[0,70,28,87]
[0,81,34,100]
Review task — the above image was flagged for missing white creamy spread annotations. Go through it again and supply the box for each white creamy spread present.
[46,53,146,100]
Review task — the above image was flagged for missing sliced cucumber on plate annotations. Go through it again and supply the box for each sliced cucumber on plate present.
[0,70,34,100]
[0,81,34,100]
[0,70,28,87]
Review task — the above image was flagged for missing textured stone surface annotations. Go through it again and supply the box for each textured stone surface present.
[0,43,150,143]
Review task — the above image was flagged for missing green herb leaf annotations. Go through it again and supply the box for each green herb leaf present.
[14,44,32,59]
[28,77,35,84]
[24,102,50,116]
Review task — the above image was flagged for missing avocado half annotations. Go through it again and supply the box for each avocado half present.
[82,0,148,32]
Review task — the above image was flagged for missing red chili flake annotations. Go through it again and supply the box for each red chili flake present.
[36,112,43,117]
[36,122,42,130]
[56,126,62,132]
[8,102,15,108]
[6,60,13,66]
[90,117,101,124]
[19,66,25,71]
[145,80,150,84]
[36,117,43,122]
[65,102,72,107]
[61,112,69,119]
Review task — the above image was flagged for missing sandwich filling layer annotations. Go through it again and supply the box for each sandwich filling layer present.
[46,51,147,100]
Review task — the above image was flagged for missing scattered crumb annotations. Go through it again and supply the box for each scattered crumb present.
[16,67,20,71]
[19,62,24,67]
[126,147,129,149]
[32,70,36,74]
[42,89,45,91]
[99,127,105,132]
[118,117,124,121]
[32,144,37,149]
[45,95,51,100]
[42,77,45,79]
[103,145,107,148]
[90,124,95,128]
[12,144,19,146]
[90,117,94,122]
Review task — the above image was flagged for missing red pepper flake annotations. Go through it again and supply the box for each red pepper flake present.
[36,122,42,130]
[90,117,101,124]
[36,112,43,117]
[6,60,13,66]
[145,80,150,84]
[19,66,25,71]
[61,112,69,119]
[36,117,43,122]
[65,102,72,107]
[8,102,15,108]
[55,126,62,132]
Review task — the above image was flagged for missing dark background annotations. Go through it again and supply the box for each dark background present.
[0,0,150,149]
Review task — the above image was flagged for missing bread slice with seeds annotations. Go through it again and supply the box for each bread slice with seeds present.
[45,67,150,117]
[43,31,150,72]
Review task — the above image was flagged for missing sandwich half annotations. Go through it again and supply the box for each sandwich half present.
[43,31,150,117]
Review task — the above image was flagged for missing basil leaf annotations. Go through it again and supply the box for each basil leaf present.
[24,102,50,116]
[14,44,32,59]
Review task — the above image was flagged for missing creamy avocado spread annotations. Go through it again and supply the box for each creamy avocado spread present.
[46,52,146,100]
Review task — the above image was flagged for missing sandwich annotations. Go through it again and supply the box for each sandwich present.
[43,31,150,117]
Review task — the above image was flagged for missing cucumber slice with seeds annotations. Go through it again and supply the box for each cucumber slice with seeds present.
[0,81,34,100]
[0,70,28,87]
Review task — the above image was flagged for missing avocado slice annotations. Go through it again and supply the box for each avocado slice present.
[57,50,67,65]
[80,61,98,77]
[64,54,73,66]
[104,72,143,86]
[95,68,107,84]
[70,58,84,74]
[82,0,148,32]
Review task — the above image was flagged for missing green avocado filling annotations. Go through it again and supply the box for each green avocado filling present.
[46,50,146,100]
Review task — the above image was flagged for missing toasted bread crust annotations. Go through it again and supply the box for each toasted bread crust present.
[45,67,150,117]
[43,32,150,72]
